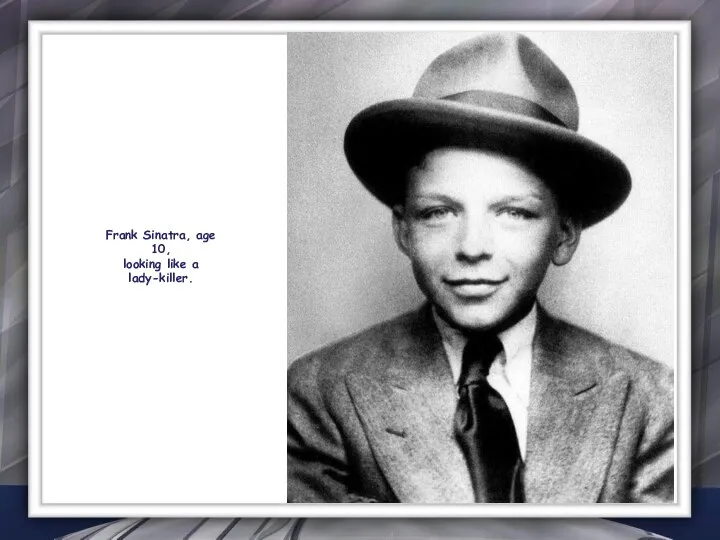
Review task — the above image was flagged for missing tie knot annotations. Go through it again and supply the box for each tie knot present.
[459,334,503,386]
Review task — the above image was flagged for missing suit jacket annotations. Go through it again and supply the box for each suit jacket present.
[287,304,674,504]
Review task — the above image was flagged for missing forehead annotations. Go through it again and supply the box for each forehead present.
[406,147,551,200]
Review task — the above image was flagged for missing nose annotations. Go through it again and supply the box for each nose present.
[455,214,494,263]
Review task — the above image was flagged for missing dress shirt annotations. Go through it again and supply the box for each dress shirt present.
[432,304,537,461]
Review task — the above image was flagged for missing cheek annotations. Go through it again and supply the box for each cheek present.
[407,228,453,272]
[498,227,557,277]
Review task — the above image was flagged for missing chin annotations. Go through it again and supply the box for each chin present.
[438,303,510,333]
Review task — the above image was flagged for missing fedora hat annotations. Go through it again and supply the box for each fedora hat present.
[343,33,631,227]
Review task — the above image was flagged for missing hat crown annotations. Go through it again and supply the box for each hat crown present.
[413,33,579,131]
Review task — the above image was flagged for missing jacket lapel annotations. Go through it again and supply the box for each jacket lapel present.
[524,307,631,503]
[345,305,475,503]
[345,304,631,504]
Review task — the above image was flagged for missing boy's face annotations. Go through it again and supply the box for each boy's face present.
[393,147,580,333]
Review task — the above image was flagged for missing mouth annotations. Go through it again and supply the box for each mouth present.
[444,277,507,297]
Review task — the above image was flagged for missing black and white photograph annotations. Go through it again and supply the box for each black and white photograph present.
[287,25,687,511]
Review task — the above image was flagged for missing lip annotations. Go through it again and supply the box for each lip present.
[444,277,507,297]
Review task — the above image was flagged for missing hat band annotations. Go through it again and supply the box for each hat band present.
[441,90,569,129]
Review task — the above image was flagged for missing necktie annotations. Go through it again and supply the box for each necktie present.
[454,334,525,502]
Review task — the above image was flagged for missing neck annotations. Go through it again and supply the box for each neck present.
[432,301,539,377]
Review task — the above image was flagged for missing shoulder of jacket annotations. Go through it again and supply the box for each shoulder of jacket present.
[288,307,423,387]
[550,314,673,397]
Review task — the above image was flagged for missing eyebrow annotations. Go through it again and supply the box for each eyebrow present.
[493,193,547,204]
[408,193,458,205]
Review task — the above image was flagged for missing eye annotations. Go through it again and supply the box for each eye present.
[418,207,455,222]
[499,207,537,220]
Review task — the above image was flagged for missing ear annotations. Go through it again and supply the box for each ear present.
[552,215,581,266]
[392,204,411,257]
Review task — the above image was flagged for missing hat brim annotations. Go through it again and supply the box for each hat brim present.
[344,99,631,228]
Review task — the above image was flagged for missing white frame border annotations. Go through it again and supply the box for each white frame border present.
[28,19,691,519]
